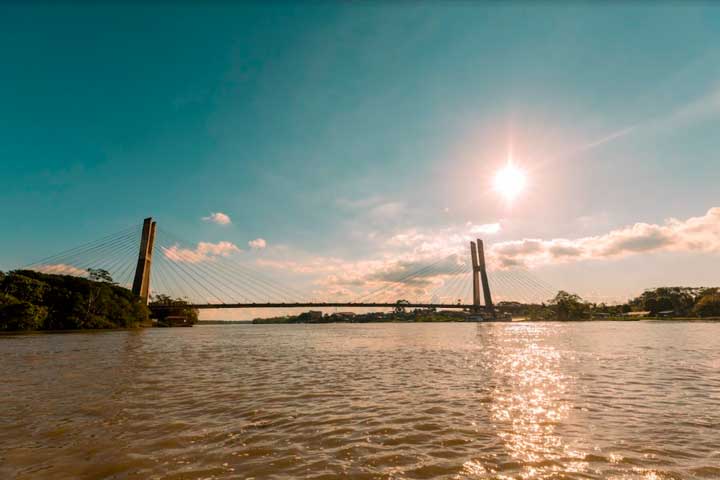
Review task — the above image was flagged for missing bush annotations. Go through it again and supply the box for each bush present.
[0,293,47,331]
[693,293,720,318]
[549,291,590,321]
[149,294,198,326]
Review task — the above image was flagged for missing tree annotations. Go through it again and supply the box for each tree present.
[549,291,589,321]
[630,287,698,316]
[693,293,720,318]
[0,270,148,331]
[3,272,46,304]
[87,268,114,284]
[394,299,410,314]
[149,294,198,326]
[0,293,47,331]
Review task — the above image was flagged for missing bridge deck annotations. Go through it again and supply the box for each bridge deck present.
[150,302,479,310]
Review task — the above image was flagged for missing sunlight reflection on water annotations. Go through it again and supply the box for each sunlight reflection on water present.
[485,325,582,478]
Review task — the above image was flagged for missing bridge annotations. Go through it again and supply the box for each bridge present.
[21,217,557,319]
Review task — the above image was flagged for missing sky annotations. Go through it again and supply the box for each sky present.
[1,2,719,313]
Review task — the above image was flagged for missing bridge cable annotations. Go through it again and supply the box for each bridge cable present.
[155,227,305,301]
[21,225,138,269]
[354,254,458,303]
[24,229,139,273]
[152,239,226,304]
[24,230,139,279]
[151,238,253,303]
[426,261,467,304]
[155,227,306,303]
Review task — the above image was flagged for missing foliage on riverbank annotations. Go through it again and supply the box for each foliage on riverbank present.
[251,286,720,324]
[253,310,468,324]
[520,287,720,321]
[0,270,149,331]
[148,294,199,326]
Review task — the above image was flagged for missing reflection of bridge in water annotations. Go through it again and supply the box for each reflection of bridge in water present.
[22,217,556,317]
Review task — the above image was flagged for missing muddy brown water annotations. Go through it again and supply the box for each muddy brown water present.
[1,322,719,479]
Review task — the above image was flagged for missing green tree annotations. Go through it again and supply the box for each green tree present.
[87,268,114,284]
[631,287,699,316]
[0,293,47,331]
[0,270,148,331]
[149,294,198,326]
[693,293,720,317]
[549,291,590,321]
[394,299,410,314]
[2,273,46,304]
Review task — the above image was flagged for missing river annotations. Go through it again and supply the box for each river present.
[1,322,719,479]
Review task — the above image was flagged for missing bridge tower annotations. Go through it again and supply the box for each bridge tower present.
[132,217,157,304]
[470,241,481,310]
[470,239,494,315]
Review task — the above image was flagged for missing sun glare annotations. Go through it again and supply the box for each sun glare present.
[494,161,527,201]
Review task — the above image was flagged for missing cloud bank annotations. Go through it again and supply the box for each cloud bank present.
[254,207,720,301]
[248,238,267,250]
[163,241,241,263]
[33,264,87,276]
[469,223,501,235]
[489,207,720,268]
[202,212,231,225]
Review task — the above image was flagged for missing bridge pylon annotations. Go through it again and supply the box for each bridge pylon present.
[132,217,157,304]
[470,239,494,316]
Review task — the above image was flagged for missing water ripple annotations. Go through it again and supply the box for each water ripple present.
[1,322,719,479]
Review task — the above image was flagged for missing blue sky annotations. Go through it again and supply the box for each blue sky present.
[2,2,719,307]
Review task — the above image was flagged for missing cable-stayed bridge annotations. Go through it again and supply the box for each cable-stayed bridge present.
[19,217,557,317]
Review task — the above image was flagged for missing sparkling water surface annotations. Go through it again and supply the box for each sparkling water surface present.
[1,322,719,479]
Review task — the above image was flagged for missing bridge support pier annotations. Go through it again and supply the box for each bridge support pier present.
[132,217,156,304]
[470,239,494,316]
[476,239,494,316]
[470,241,481,311]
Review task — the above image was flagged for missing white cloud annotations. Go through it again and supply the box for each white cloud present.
[249,207,720,301]
[255,220,501,298]
[369,201,405,219]
[248,238,267,250]
[469,222,501,235]
[489,207,720,268]
[385,221,500,255]
[255,246,467,303]
[163,241,241,263]
[336,196,406,223]
[202,212,231,225]
[33,264,87,276]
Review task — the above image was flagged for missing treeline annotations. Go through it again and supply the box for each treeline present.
[629,287,720,317]
[253,311,466,324]
[510,287,720,321]
[0,269,149,331]
[148,294,199,326]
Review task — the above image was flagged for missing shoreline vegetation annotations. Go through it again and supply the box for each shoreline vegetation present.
[252,288,720,324]
[0,270,197,331]
[1,270,719,331]
[0,269,148,331]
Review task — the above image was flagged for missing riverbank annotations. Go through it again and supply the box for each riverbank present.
[0,270,149,331]
[251,313,720,324]
[252,311,477,324]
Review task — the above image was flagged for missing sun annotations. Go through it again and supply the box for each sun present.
[493,161,527,201]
